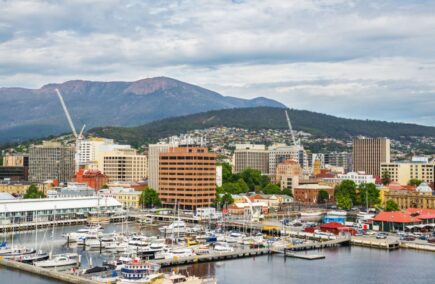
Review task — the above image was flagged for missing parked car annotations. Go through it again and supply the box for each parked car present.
[376,233,387,239]
[428,237,435,243]
[419,235,429,241]
[403,235,416,241]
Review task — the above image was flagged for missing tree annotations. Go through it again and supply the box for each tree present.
[239,168,263,191]
[221,163,233,183]
[317,190,329,204]
[23,184,45,199]
[358,183,380,207]
[385,199,399,211]
[336,194,352,210]
[139,188,161,208]
[408,179,423,187]
[381,170,391,186]
[220,192,234,207]
[282,188,293,197]
[335,180,357,206]
[262,183,281,195]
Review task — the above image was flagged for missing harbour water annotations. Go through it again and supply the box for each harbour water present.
[1,223,435,283]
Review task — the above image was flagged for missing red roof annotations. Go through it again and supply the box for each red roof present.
[373,211,421,223]
[405,208,435,220]
[320,222,344,229]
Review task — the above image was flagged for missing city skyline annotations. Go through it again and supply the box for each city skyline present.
[1,1,435,125]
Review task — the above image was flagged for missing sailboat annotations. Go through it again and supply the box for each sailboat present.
[33,206,80,269]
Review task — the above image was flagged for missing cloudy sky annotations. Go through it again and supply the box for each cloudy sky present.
[1,0,435,126]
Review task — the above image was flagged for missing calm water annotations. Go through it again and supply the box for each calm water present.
[1,224,435,284]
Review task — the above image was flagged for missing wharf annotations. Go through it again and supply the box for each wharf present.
[273,236,350,253]
[351,237,400,250]
[0,216,126,233]
[0,258,98,284]
[151,248,271,267]
[400,242,435,252]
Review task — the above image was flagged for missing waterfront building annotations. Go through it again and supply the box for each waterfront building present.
[371,210,435,232]
[234,144,269,174]
[159,146,216,210]
[275,159,302,190]
[293,184,334,204]
[74,169,108,190]
[102,149,147,182]
[380,159,434,186]
[148,143,171,191]
[28,141,75,183]
[324,152,352,173]
[384,182,435,209]
[0,197,122,224]
[0,181,52,196]
[322,171,376,185]
[352,137,390,177]
[47,183,96,198]
[114,188,142,209]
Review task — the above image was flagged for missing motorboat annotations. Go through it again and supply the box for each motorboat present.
[300,211,324,221]
[213,242,234,252]
[327,210,347,216]
[226,232,245,243]
[163,248,195,259]
[162,272,217,284]
[34,253,79,269]
[159,220,187,235]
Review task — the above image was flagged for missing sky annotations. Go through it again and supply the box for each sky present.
[1,0,434,126]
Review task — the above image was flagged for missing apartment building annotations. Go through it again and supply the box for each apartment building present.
[147,143,171,191]
[233,144,269,174]
[381,159,434,186]
[159,146,216,210]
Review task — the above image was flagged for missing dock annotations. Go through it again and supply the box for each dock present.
[151,248,272,267]
[0,258,98,284]
[351,238,400,250]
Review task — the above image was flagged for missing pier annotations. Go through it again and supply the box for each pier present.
[351,238,400,250]
[0,258,98,284]
[151,247,272,267]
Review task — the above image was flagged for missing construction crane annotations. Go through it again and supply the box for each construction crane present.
[55,88,86,172]
[285,110,299,146]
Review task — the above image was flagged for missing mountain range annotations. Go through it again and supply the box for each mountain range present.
[0,77,284,143]
[88,107,435,147]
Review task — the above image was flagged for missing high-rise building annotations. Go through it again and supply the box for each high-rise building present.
[148,143,171,191]
[269,144,307,176]
[352,138,390,177]
[159,146,216,210]
[234,144,269,174]
[324,152,352,173]
[102,149,147,182]
[29,141,75,183]
[1,152,29,181]
[381,159,434,186]
[78,138,131,169]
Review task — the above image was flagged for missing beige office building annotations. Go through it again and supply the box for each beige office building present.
[102,149,147,182]
[234,145,269,174]
[381,162,434,185]
[275,159,302,190]
[352,137,390,177]
[147,144,171,191]
[29,141,75,183]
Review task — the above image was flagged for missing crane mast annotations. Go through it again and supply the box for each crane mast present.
[285,110,298,146]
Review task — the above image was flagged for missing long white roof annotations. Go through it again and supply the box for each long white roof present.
[0,197,122,213]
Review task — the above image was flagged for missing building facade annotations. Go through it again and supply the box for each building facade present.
[148,144,171,191]
[384,183,435,209]
[275,159,302,190]
[75,169,109,190]
[269,144,307,177]
[28,141,75,183]
[381,161,434,186]
[324,152,352,173]
[102,149,147,182]
[0,181,52,196]
[159,146,216,210]
[293,184,335,204]
[322,171,376,185]
[352,138,390,177]
[234,144,269,174]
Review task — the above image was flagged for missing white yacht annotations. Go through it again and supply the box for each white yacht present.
[34,253,79,269]
[213,242,234,252]
[162,248,195,259]
[159,220,187,235]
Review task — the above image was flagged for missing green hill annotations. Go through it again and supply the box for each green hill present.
[88,107,435,146]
